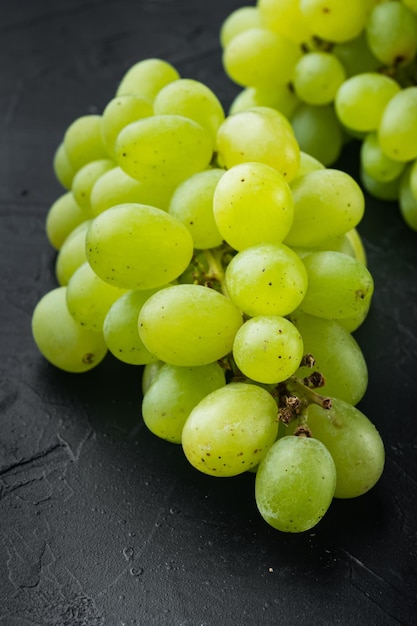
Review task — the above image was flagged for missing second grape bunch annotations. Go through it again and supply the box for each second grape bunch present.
[221,0,417,230]
[33,55,384,533]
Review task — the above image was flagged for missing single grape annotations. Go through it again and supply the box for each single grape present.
[116,58,180,102]
[225,243,308,317]
[366,1,417,67]
[299,0,368,43]
[255,435,336,532]
[71,159,115,213]
[182,382,279,477]
[258,0,312,44]
[360,132,406,183]
[360,167,401,202]
[85,203,194,290]
[213,162,294,251]
[220,6,263,48]
[138,284,243,367]
[46,192,86,251]
[399,163,417,231]
[286,398,385,499]
[32,287,107,373]
[142,360,164,395]
[300,251,374,320]
[378,87,417,162]
[293,52,346,106]
[233,315,304,384]
[53,142,76,189]
[63,115,109,172]
[115,114,213,187]
[332,32,380,77]
[290,103,344,166]
[142,362,226,444]
[55,220,90,286]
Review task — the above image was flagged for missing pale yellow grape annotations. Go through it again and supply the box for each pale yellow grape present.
[138,284,243,367]
[258,0,312,44]
[220,6,262,48]
[225,243,308,317]
[115,115,213,187]
[153,79,225,147]
[360,167,401,202]
[101,95,153,158]
[46,192,85,250]
[213,162,293,251]
[366,1,417,66]
[378,87,417,162]
[116,58,180,102]
[90,167,174,216]
[103,289,163,365]
[300,0,368,43]
[168,169,224,250]
[399,164,417,231]
[292,231,364,264]
[66,262,127,332]
[255,436,336,532]
[360,132,406,183]
[63,115,109,172]
[223,27,302,89]
[293,52,346,106]
[285,169,365,247]
[55,220,90,286]
[229,84,299,119]
[32,287,107,373]
[290,103,344,166]
[300,251,374,320]
[86,203,194,290]
[335,73,401,133]
[53,142,76,189]
[71,159,115,213]
[142,362,226,444]
[217,107,300,182]
[233,315,304,384]
[182,382,279,477]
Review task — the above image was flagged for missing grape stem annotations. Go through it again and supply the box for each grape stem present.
[202,247,230,297]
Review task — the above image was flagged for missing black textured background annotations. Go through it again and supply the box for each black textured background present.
[1,1,417,624]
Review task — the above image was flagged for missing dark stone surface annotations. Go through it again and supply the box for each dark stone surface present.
[1,1,416,624]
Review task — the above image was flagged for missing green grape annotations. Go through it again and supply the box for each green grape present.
[300,251,374,320]
[45,191,86,251]
[333,32,380,77]
[223,27,302,89]
[142,360,164,395]
[286,398,385,499]
[293,52,346,106]
[255,436,336,532]
[366,1,417,66]
[285,169,364,247]
[32,287,107,373]
[116,58,180,102]
[408,159,417,201]
[103,289,164,365]
[289,311,368,405]
[290,103,344,166]
[55,220,90,286]
[138,284,243,367]
[299,0,368,43]
[217,107,300,182]
[399,163,417,231]
[66,262,127,332]
[85,203,194,290]
[168,169,224,250]
[360,167,401,201]
[258,0,312,44]
[335,73,401,133]
[71,159,115,213]
[182,382,279,477]
[402,0,417,15]
[336,304,371,334]
[63,114,109,172]
[225,243,308,318]
[90,166,174,216]
[233,315,304,384]
[101,95,153,158]
[153,79,225,147]
[115,115,213,187]
[293,151,325,179]
[360,132,406,183]
[213,162,294,251]
[292,230,365,264]
[229,84,299,119]
[378,87,417,162]
[220,6,263,48]
[53,142,76,189]
[142,362,226,444]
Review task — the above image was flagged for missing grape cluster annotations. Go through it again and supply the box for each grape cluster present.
[221,0,417,230]
[32,57,384,533]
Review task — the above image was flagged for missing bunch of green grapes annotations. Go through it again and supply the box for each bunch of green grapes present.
[33,57,384,534]
[221,0,417,231]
